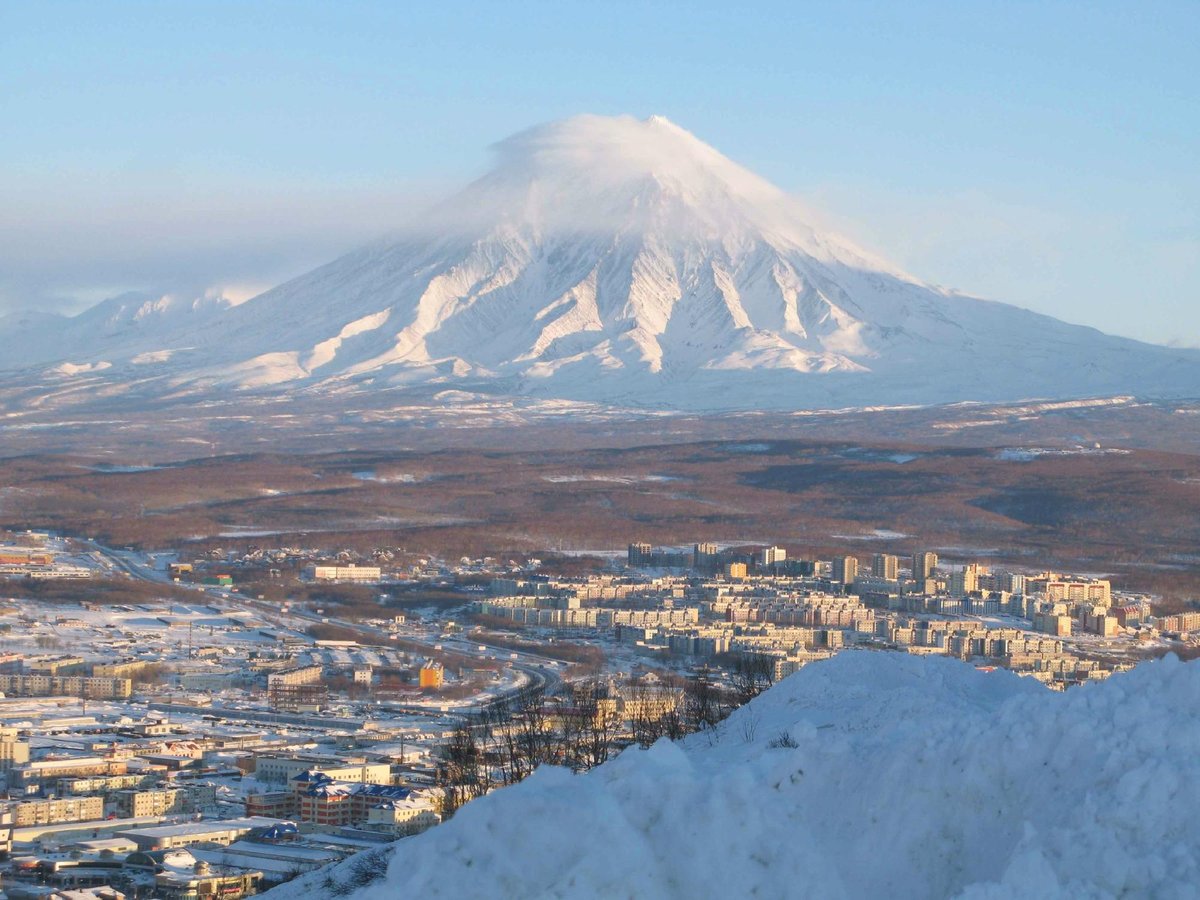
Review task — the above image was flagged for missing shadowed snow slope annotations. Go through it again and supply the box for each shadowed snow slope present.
[265,652,1200,900]
[6,115,1199,411]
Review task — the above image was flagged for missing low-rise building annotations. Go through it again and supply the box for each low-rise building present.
[93,659,151,679]
[58,773,150,795]
[154,860,262,900]
[253,755,392,786]
[0,673,132,699]
[245,791,298,819]
[13,756,127,788]
[11,794,104,826]
[1156,611,1200,634]
[304,564,382,583]
[364,796,442,836]
[117,817,291,851]
[24,654,89,676]
[292,774,437,830]
[113,788,188,818]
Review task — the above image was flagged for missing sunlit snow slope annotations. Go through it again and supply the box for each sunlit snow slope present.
[7,115,1199,410]
[266,652,1200,900]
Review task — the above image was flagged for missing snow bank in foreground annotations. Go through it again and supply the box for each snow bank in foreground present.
[268,653,1200,899]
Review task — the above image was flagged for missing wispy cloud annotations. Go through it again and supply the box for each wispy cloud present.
[0,174,446,317]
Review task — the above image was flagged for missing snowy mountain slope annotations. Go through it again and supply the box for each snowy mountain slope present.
[1,290,236,372]
[6,115,1199,411]
[265,652,1200,900]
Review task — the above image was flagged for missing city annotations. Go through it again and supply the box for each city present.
[0,525,1191,897]
[3,4,1198,896]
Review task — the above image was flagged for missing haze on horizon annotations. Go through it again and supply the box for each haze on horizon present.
[1,1,1196,348]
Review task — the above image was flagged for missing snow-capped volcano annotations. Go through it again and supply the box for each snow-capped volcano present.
[6,114,1199,410]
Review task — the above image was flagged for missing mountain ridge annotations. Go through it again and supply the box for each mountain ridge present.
[4,114,1198,413]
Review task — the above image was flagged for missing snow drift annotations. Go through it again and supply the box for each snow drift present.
[267,652,1200,899]
[5,114,1199,412]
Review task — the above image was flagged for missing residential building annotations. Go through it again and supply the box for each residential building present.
[292,774,437,831]
[419,661,444,689]
[13,757,127,788]
[245,791,299,819]
[1029,575,1111,605]
[627,542,653,567]
[365,796,442,836]
[11,795,104,826]
[58,773,149,796]
[912,551,938,581]
[0,673,132,699]
[871,554,899,581]
[304,564,382,583]
[1156,611,1200,633]
[693,542,720,570]
[93,659,150,679]
[832,556,859,585]
[113,788,189,818]
[949,564,986,598]
[24,655,89,676]
[761,546,787,567]
[253,755,392,786]
[0,726,30,770]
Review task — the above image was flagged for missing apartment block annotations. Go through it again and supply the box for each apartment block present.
[871,553,899,581]
[365,796,442,836]
[253,755,392,786]
[93,658,151,679]
[113,788,189,818]
[292,774,435,830]
[832,556,859,585]
[11,795,104,827]
[0,673,132,699]
[0,726,30,770]
[912,551,938,581]
[24,655,88,676]
[1156,611,1200,633]
[419,661,444,689]
[304,563,382,582]
[1029,575,1112,605]
[13,756,127,788]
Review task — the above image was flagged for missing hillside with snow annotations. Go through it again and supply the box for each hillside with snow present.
[0,289,236,370]
[5,114,1199,412]
[265,652,1200,900]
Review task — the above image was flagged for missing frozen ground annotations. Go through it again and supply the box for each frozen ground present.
[830,528,910,541]
[265,651,1200,899]
[0,598,287,665]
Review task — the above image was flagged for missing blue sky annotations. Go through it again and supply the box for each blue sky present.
[1,1,1196,345]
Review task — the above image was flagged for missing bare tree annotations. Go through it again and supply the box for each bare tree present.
[726,652,776,706]
[440,718,487,815]
[684,667,731,732]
